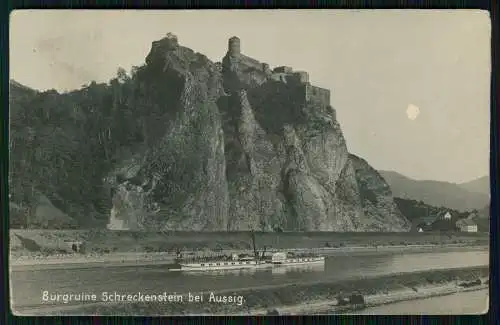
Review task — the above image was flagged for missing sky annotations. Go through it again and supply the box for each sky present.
[9,10,491,184]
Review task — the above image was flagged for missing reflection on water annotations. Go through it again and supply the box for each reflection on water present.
[11,250,488,309]
[182,264,326,276]
[373,250,488,275]
[172,250,488,283]
[185,268,259,276]
[271,263,325,275]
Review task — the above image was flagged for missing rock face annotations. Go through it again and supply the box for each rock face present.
[9,34,410,231]
[350,155,410,231]
[104,35,409,231]
[106,34,229,231]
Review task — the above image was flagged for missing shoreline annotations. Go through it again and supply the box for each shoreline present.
[15,286,488,316]
[10,244,488,271]
[248,284,488,315]
[13,266,489,316]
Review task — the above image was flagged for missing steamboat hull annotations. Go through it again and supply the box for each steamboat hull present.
[178,260,271,272]
[271,256,325,266]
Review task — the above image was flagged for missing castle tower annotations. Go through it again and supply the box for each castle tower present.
[228,36,241,56]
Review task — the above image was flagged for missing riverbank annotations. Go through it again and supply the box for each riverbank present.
[10,244,488,271]
[357,288,488,314]
[249,279,488,315]
[18,266,488,316]
[223,266,489,316]
[10,229,488,257]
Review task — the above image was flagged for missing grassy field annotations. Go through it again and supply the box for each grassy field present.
[10,229,489,256]
[50,266,488,316]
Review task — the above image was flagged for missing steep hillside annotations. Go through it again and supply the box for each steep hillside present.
[379,171,489,212]
[393,197,470,230]
[9,34,410,231]
[394,197,490,232]
[9,79,118,228]
[350,155,410,231]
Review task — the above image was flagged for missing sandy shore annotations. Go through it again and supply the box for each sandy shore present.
[10,244,487,271]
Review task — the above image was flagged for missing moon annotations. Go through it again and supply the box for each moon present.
[406,104,420,120]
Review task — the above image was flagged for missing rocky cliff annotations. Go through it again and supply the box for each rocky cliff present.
[9,34,410,231]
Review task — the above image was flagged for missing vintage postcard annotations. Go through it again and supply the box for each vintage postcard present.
[8,10,490,315]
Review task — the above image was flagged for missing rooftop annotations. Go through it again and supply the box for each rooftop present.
[456,218,477,226]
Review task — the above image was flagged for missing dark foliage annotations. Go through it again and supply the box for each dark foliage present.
[9,66,162,228]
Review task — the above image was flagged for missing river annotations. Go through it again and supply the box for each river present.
[10,248,488,313]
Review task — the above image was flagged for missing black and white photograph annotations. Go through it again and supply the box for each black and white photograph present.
[8,10,491,315]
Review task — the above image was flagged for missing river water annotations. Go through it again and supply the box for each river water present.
[10,249,488,312]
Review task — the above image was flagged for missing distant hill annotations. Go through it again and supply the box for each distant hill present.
[458,176,490,196]
[476,204,490,218]
[379,171,490,212]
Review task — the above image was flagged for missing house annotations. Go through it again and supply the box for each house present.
[431,211,457,231]
[414,214,437,232]
[441,211,452,220]
[456,219,478,233]
[415,222,433,232]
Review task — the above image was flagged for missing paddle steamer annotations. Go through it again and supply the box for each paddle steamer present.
[173,233,270,271]
[172,233,325,272]
[270,251,325,266]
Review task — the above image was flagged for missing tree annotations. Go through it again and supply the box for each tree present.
[117,67,129,84]
[131,66,141,78]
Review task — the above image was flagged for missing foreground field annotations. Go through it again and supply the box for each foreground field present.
[10,229,489,257]
[20,266,488,316]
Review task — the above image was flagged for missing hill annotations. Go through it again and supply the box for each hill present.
[9,80,38,98]
[393,197,470,231]
[458,176,490,196]
[8,34,410,231]
[379,171,489,212]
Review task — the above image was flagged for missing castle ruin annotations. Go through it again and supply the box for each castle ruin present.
[150,34,332,107]
[223,36,330,106]
[228,36,241,56]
